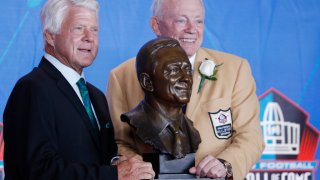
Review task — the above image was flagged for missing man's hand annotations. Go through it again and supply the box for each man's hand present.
[117,155,155,180]
[189,155,227,178]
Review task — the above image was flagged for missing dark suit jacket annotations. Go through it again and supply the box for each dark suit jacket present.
[3,57,118,180]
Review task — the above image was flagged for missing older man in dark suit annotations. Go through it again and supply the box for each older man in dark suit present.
[3,0,154,179]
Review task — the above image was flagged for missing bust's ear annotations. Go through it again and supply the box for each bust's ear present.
[139,73,154,92]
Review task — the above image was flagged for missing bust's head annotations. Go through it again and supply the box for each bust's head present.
[136,37,193,106]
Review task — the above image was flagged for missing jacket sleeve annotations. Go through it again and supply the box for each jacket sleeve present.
[3,78,118,180]
[106,69,141,158]
[216,60,265,178]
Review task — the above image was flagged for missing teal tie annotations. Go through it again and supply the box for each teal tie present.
[77,78,99,131]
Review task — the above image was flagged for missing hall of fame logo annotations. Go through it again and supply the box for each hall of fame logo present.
[208,108,233,139]
[247,88,319,180]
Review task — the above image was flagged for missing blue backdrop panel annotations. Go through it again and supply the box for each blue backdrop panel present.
[0,0,319,179]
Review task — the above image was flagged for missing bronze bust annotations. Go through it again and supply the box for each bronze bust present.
[121,37,201,159]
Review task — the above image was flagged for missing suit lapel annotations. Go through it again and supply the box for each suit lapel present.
[186,49,212,120]
[87,84,105,128]
[39,58,100,148]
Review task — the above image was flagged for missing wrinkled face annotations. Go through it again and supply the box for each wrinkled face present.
[152,47,193,105]
[49,6,98,74]
[155,0,204,57]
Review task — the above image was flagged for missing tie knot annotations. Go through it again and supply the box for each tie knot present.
[169,123,180,134]
[77,78,87,90]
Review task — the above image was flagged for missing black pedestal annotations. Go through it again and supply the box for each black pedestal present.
[143,153,196,179]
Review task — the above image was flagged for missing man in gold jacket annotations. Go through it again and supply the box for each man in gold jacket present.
[106,0,265,179]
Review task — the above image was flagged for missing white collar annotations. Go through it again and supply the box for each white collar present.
[189,53,196,70]
[44,53,85,86]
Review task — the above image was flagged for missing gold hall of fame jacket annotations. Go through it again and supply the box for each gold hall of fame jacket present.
[106,48,265,179]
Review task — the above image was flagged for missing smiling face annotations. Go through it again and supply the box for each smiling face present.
[151,47,193,105]
[151,0,204,57]
[45,6,98,74]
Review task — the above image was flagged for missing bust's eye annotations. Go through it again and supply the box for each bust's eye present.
[185,66,192,75]
[171,66,180,74]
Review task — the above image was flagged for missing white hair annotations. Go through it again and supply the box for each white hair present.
[41,0,99,34]
[151,0,205,19]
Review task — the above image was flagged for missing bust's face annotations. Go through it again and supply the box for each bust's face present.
[151,47,193,105]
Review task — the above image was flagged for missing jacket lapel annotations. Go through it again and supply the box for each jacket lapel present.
[186,49,207,119]
[87,84,106,130]
[39,58,100,148]
[186,49,217,120]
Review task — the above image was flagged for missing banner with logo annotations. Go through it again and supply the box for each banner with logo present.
[0,0,319,179]
[247,89,319,179]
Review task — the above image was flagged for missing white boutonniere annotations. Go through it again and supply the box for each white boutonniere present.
[198,58,222,93]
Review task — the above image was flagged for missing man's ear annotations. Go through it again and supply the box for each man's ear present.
[150,16,161,36]
[139,73,154,92]
[44,30,55,47]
